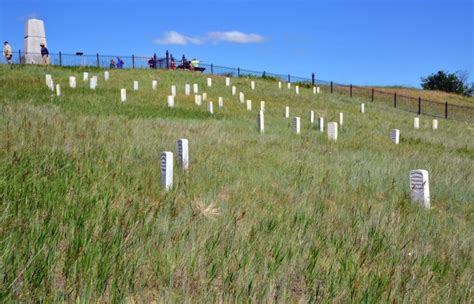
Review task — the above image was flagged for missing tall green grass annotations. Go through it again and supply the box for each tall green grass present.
[0,65,472,302]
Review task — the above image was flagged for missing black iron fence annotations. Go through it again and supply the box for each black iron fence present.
[2,49,473,122]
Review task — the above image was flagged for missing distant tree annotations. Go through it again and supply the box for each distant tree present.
[421,70,473,96]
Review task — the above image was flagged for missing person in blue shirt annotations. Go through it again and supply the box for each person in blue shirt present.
[40,43,49,65]
[116,57,124,69]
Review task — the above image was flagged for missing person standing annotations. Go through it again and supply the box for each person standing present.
[3,41,13,64]
[116,57,124,69]
[40,43,49,65]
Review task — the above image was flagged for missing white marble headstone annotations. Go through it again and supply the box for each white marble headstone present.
[414,117,419,129]
[360,103,365,113]
[177,138,189,170]
[184,84,190,95]
[195,95,202,106]
[432,119,438,130]
[328,122,338,141]
[310,111,314,124]
[167,95,174,107]
[133,81,138,91]
[313,87,316,94]
[390,129,400,144]
[218,97,223,108]
[120,89,126,102]
[257,110,264,133]
[48,79,54,91]
[295,86,299,95]
[260,101,265,112]
[318,117,324,132]
[171,85,176,96]
[293,117,301,134]
[202,93,207,101]
[246,100,252,111]
[104,71,109,81]
[239,92,245,103]
[285,106,290,118]
[90,76,97,90]
[45,74,52,86]
[317,87,320,94]
[232,86,236,95]
[207,101,213,114]
[226,77,230,86]
[339,112,344,126]
[278,81,282,89]
[69,76,76,88]
[410,169,430,208]
[55,84,61,96]
[287,83,291,89]
[193,83,199,93]
[83,72,89,81]
[160,151,173,191]
[207,77,212,87]
[152,80,158,90]
[251,81,255,90]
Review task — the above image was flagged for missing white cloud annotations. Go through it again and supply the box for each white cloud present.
[153,31,201,45]
[207,31,264,44]
[153,31,265,45]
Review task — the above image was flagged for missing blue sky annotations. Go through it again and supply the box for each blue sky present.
[1,0,472,87]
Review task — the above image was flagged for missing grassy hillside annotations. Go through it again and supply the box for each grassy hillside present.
[0,65,472,302]
[371,86,474,107]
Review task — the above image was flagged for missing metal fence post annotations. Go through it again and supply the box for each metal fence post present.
[96,53,99,68]
[312,73,315,86]
[371,88,374,102]
[165,50,169,69]
[211,64,214,74]
[394,93,397,108]
[445,101,448,119]
[153,53,157,69]
[350,84,353,97]
[418,97,421,115]
[59,51,62,66]
[288,74,290,83]
[330,81,333,93]
[237,67,240,77]
[132,54,135,69]
[18,49,22,64]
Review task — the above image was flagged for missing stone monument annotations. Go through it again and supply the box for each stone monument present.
[23,19,47,64]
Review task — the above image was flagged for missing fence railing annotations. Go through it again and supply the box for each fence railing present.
[2,50,473,122]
